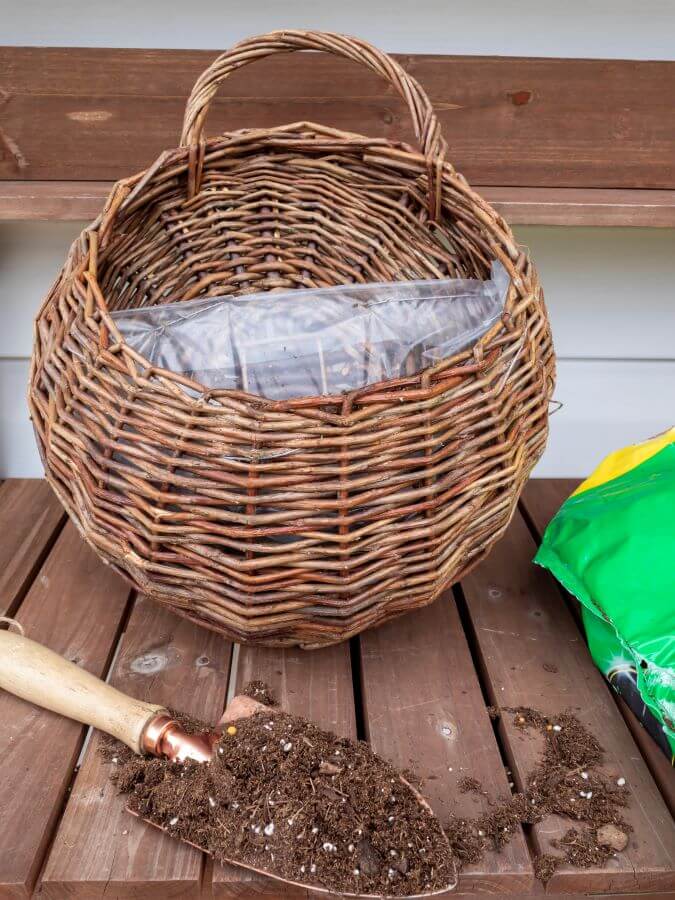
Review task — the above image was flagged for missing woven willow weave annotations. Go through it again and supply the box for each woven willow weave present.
[30,31,555,647]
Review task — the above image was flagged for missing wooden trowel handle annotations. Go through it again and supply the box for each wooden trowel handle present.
[0,629,167,753]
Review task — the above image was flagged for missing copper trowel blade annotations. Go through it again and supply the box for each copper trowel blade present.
[126,774,457,899]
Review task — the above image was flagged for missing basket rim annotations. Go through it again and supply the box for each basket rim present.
[82,122,527,411]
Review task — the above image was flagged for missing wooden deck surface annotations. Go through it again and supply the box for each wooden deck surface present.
[0,478,673,898]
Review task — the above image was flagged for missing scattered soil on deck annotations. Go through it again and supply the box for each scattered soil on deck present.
[102,701,455,896]
[444,706,632,882]
[102,688,632,894]
[457,776,485,794]
[241,680,278,707]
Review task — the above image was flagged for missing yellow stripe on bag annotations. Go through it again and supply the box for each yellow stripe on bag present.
[572,428,675,497]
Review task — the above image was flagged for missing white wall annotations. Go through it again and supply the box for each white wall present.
[2,223,674,478]
[3,0,675,58]
[2,1,674,478]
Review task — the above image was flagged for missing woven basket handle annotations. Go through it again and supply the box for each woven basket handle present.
[180,30,448,218]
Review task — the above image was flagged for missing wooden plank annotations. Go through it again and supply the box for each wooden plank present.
[520,478,579,538]
[485,187,675,227]
[522,479,675,821]
[0,522,130,900]
[460,508,675,894]
[0,180,111,220]
[212,641,357,897]
[3,180,675,227]
[1,48,674,188]
[0,479,64,617]
[359,598,534,894]
[40,595,232,899]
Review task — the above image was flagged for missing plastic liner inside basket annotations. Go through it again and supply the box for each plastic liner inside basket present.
[112,261,509,401]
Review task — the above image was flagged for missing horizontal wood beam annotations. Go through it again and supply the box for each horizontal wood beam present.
[484,186,675,227]
[0,180,110,221]
[1,47,674,189]
[2,180,674,227]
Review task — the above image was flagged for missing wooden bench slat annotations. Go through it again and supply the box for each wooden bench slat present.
[0,479,64,617]
[520,478,579,539]
[3,181,675,228]
[460,508,675,894]
[521,479,675,820]
[2,49,675,189]
[0,521,129,900]
[40,595,232,899]
[483,186,675,228]
[359,598,534,894]
[212,641,357,897]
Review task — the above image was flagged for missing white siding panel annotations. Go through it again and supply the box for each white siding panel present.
[3,1,675,59]
[533,359,675,477]
[1,2,673,481]
[0,359,41,477]
[3,224,675,361]
[0,221,85,359]
[3,357,674,481]
[514,227,675,361]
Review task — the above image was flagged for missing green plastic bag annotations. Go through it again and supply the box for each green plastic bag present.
[535,429,675,762]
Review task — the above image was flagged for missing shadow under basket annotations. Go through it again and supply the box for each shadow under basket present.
[29,30,555,648]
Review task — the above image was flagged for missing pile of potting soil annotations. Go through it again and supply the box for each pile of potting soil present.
[443,706,632,881]
[102,707,456,896]
[102,692,632,894]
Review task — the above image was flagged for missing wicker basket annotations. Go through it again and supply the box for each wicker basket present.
[30,31,555,648]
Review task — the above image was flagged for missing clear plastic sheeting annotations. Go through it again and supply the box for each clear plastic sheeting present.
[112,262,509,401]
